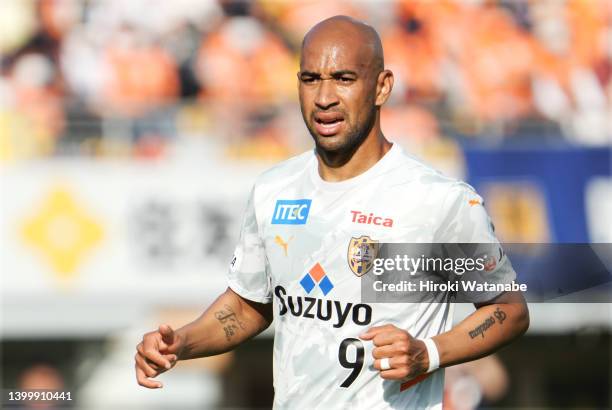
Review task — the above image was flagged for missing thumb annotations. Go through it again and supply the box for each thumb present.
[159,324,175,346]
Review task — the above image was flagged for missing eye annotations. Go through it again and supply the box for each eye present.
[338,77,355,83]
[301,77,317,84]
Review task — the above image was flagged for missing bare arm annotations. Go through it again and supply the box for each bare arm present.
[362,291,529,380]
[135,287,272,388]
[177,287,273,360]
[434,290,529,367]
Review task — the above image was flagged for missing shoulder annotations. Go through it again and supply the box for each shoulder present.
[390,146,477,198]
[256,150,313,184]
[250,150,314,200]
[386,147,485,227]
[257,150,315,182]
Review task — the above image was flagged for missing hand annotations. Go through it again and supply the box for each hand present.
[360,324,429,380]
[135,324,184,388]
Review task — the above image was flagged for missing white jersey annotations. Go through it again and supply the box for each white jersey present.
[228,144,515,409]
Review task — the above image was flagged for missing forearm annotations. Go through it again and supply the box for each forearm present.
[176,287,273,360]
[433,291,529,368]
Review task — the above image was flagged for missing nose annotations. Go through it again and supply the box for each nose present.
[314,78,339,110]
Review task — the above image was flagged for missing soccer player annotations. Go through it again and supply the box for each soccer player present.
[135,16,529,409]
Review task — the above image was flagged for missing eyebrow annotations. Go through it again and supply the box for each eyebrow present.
[299,70,358,78]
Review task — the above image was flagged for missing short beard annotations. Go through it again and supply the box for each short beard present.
[307,105,378,168]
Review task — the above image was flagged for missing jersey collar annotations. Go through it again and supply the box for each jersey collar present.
[310,143,400,191]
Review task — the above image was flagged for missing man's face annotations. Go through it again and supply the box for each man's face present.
[298,35,379,153]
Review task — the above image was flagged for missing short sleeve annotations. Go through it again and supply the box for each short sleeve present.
[227,187,272,303]
[434,183,517,303]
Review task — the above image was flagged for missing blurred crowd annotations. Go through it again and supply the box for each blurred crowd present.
[1,0,610,161]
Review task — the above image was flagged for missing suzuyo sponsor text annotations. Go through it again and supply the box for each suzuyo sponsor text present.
[274,285,372,328]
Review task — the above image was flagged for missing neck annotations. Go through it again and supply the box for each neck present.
[316,128,392,182]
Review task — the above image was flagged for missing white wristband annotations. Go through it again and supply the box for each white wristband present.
[422,338,440,373]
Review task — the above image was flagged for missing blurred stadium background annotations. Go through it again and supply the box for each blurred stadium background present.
[0,0,610,409]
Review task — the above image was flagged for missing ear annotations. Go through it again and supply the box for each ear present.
[375,69,394,107]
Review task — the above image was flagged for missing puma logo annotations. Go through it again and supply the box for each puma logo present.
[274,235,294,256]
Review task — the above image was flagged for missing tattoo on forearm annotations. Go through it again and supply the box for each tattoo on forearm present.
[214,305,246,342]
[493,307,506,324]
[468,307,507,339]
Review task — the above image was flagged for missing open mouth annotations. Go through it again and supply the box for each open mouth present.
[314,112,345,136]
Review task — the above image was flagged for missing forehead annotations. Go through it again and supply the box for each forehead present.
[300,31,371,73]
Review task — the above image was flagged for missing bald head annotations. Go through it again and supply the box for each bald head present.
[297,15,394,160]
[301,15,384,73]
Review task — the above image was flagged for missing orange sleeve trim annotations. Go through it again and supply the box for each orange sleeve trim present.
[400,372,432,392]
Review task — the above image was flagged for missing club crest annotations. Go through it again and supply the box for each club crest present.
[347,235,379,277]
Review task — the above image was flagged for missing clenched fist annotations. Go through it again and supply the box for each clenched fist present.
[135,324,184,388]
[360,324,430,380]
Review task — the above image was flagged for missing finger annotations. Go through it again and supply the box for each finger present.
[359,324,398,340]
[379,368,411,380]
[371,345,395,360]
[373,356,407,371]
[372,331,404,347]
[135,364,163,389]
[164,354,178,365]
[144,357,165,372]
[142,343,172,370]
[138,343,169,370]
[159,324,175,347]
[139,344,175,372]
[158,354,178,370]
[372,340,411,360]
[135,354,159,378]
